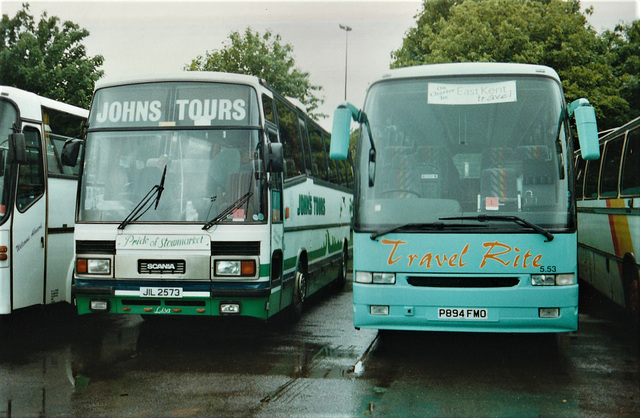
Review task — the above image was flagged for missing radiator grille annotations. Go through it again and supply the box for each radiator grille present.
[407,276,519,288]
[76,240,116,254]
[211,241,260,256]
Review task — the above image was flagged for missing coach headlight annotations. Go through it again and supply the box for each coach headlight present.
[355,271,395,284]
[77,258,111,275]
[214,259,256,277]
[555,274,576,286]
[531,273,575,286]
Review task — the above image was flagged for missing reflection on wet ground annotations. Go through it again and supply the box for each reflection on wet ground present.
[0,283,638,416]
[0,284,376,416]
[359,285,640,416]
[1,304,82,416]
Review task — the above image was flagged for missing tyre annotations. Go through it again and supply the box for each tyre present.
[291,265,307,319]
[334,245,348,291]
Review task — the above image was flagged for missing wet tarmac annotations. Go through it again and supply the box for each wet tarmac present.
[0,282,638,417]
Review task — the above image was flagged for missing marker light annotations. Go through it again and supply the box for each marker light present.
[0,245,7,261]
[220,303,240,314]
[241,260,256,276]
[89,300,109,312]
[77,259,87,274]
[539,308,560,318]
[370,305,390,315]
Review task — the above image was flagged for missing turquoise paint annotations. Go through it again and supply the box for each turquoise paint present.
[352,231,578,332]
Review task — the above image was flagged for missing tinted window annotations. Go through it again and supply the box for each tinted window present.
[0,100,17,223]
[621,128,640,196]
[583,145,603,199]
[262,95,275,123]
[275,100,304,179]
[344,157,355,188]
[308,123,328,180]
[42,106,85,176]
[298,119,312,175]
[575,156,585,199]
[17,127,44,211]
[599,136,624,198]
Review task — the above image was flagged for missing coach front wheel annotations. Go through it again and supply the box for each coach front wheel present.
[292,266,307,319]
[334,245,348,291]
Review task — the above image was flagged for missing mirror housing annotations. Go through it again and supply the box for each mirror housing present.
[569,99,599,160]
[62,138,83,166]
[10,133,27,164]
[268,142,284,173]
[330,107,352,160]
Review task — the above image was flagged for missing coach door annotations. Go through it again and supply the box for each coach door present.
[11,124,46,309]
[267,126,285,314]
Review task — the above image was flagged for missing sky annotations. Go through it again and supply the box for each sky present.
[1,0,639,130]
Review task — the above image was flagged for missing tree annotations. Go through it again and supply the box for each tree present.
[186,27,324,119]
[391,0,630,130]
[601,21,640,122]
[0,3,104,109]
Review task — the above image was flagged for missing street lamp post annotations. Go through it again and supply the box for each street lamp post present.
[339,24,352,101]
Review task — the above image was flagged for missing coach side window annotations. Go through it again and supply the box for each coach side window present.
[344,156,355,189]
[298,118,312,176]
[599,136,624,198]
[324,132,341,185]
[42,107,85,177]
[308,123,328,180]
[275,99,304,180]
[583,144,603,199]
[262,95,275,123]
[575,156,585,199]
[621,128,640,196]
[16,127,45,211]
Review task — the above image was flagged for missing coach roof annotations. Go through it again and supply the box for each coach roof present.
[375,62,560,83]
[95,72,263,91]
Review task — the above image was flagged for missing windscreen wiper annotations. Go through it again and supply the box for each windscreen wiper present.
[439,214,554,242]
[154,165,167,210]
[370,221,473,240]
[118,165,167,230]
[202,191,253,230]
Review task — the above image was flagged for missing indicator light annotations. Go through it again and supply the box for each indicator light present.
[370,305,390,315]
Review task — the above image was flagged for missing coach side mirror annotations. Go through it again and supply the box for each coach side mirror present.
[10,132,27,164]
[569,99,599,160]
[268,142,284,173]
[62,138,82,166]
[330,106,352,160]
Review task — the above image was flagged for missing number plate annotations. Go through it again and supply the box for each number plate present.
[140,287,183,298]
[438,308,488,320]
